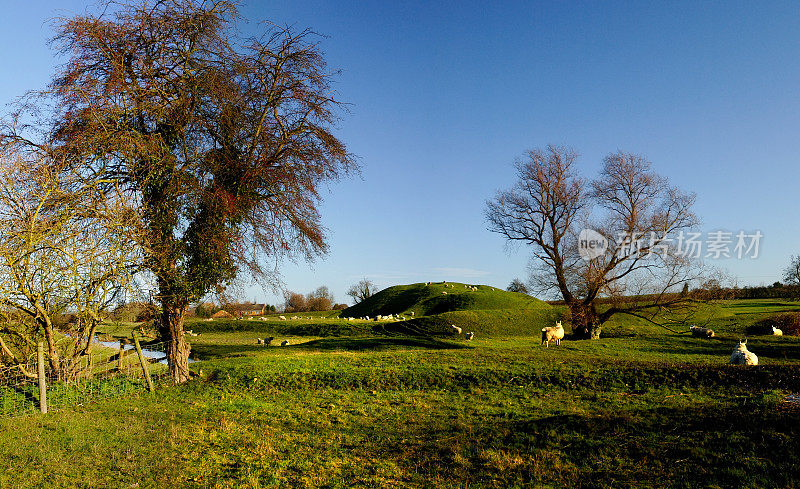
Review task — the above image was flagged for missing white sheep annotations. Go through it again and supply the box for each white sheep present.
[279,315,287,320]
[729,339,758,365]
[541,321,565,347]
[772,325,783,336]
[689,325,715,338]
[465,332,474,340]
[451,324,462,335]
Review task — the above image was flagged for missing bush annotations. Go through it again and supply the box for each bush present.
[748,312,800,336]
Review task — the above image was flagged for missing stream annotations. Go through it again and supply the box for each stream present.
[73,336,198,364]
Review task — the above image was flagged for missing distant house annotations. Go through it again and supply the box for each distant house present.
[239,304,267,316]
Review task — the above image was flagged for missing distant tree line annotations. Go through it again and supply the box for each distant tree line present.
[284,286,347,312]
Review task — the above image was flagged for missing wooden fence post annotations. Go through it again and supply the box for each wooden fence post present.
[132,331,154,392]
[117,341,125,372]
[37,342,48,414]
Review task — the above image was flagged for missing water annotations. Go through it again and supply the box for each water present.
[69,335,198,364]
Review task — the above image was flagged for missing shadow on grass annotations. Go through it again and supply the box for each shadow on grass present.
[190,336,469,359]
[636,334,800,361]
[291,336,470,352]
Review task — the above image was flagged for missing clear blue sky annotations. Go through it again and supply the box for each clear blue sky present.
[2,1,798,306]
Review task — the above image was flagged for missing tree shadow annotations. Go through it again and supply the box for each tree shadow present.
[291,336,470,352]
[190,335,469,359]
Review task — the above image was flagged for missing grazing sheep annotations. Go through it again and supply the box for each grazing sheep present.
[291,316,299,320]
[451,324,462,335]
[541,321,565,347]
[689,325,715,338]
[465,332,474,340]
[729,339,758,365]
[772,325,783,336]
[279,315,287,320]
[264,336,274,346]
[257,338,265,345]
[442,291,448,295]
[410,312,415,316]
[281,340,290,347]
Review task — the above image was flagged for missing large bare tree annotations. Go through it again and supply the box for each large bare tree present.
[486,146,703,339]
[3,0,355,382]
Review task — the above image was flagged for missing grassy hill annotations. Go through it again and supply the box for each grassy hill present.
[342,282,557,337]
[342,282,550,317]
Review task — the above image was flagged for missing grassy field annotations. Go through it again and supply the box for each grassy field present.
[2,297,800,488]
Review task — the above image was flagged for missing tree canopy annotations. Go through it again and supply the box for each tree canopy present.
[3,0,355,381]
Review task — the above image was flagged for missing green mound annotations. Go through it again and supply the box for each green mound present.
[341,282,556,337]
[342,282,551,318]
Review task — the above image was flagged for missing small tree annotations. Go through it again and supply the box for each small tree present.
[784,255,800,300]
[0,144,137,377]
[284,292,307,313]
[784,255,800,286]
[507,278,529,294]
[347,279,376,304]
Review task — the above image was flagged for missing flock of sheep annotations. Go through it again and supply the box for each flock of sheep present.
[243,282,787,366]
[538,320,787,366]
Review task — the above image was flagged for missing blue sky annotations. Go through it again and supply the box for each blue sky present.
[2,1,799,306]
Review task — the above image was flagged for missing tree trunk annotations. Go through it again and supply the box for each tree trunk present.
[569,302,602,340]
[160,302,190,383]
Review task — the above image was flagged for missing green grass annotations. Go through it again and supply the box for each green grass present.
[2,298,800,488]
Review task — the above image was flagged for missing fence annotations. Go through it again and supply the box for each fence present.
[0,334,171,418]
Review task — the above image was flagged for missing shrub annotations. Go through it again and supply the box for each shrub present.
[748,312,800,336]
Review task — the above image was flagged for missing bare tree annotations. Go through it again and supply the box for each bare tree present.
[506,278,529,294]
[307,285,334,311]
[0,143,137,378]
[3,0,356,382]
[347,278,376,304]
[784,255,800,286]
[283,291,307,313]
[784,255,800,300]
[486,146,703,339]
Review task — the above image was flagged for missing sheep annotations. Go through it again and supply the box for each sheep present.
[465,332,474,340]
[257,338,264,345]
[772,325,783,336]
[689,325,715,338]
[729,339,758,365]
[451,324,462,335]
[541,321,565,347]
[281,340,290,347]
[279,315,287,320]
[264,336,274,346]
[442,291,448,295]
[410,312,415,316]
